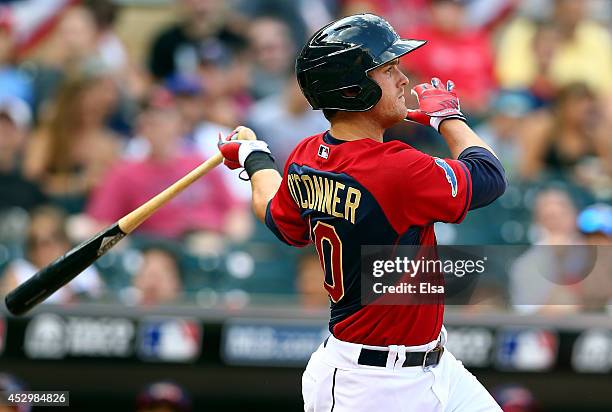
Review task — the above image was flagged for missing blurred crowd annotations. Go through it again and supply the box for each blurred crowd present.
[0,0,610,315]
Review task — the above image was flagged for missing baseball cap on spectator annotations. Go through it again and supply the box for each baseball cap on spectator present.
[0,96,32,131]
[136,381,192,412]
[164,74,203,97]
[577,204,612,236]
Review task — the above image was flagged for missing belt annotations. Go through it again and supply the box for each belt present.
[357,345,444,370]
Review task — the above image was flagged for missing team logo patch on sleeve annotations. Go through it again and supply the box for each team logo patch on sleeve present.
[434,158,458,198]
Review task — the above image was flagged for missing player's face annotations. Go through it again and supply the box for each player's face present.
[368,59,409,128]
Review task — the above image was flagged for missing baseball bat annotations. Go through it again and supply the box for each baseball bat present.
[4,127,255,315]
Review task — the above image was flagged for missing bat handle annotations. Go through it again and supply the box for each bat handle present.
[118,152,224,234]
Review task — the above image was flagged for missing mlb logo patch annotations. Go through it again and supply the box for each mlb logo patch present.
[318,144,330,159]
[138,318,201,362]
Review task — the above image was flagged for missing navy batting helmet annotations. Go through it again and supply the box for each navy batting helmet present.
[296,14,426,112]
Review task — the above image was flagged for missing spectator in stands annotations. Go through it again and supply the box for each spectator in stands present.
[401,0,501,115]
[131,244,183,307]
[147,0,245,80]
[0,206,104,304]
[189,80,254,212]
[530,187,581,245]
[136,381,191,412]
[196,40,251,127]
[595,92,612,181]
[518,83,608,184]
[165,74,206,142]
[174,44,256,237]
[578,86,612,199]
[23,4,136,133]
[122,77,254,237]
[246,16,295,100]
[235,0,312,46]
[83,0,138,84]
[87,88,241,242]
[23,66,122,213]
[296,250,329,310]
[497,0,612,96]
[123,75,207,159]
[527,20,562,105]
[83,0,148,111]
[474,91,534,178]
[51,5,107,72]
[509,188,583,314]
[0,97,46,213]
[0,21,33,106]
[30,5,101,116]
[246,75,328,167]
[83,0,125,71]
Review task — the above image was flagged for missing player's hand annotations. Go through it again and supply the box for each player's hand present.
[217,127,271,170]
[405,77,466,132]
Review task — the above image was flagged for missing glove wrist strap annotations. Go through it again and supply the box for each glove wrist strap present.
[431,115,467,132]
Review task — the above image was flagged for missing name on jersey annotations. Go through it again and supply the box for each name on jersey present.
[287,173,362,224]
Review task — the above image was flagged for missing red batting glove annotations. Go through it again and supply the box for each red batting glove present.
[217,129,271,170]
[405,77,466,132]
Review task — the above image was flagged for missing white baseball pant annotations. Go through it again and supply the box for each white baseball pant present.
[302,327,501,412]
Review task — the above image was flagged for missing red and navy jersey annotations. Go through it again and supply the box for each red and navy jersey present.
[265,132,472,346]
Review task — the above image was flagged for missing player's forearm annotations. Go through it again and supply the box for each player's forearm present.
[439,120,498,159]
[250,169,282,222]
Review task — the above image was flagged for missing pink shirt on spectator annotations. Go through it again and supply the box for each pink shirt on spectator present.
[87,154,235,239]
[402,26,496,113]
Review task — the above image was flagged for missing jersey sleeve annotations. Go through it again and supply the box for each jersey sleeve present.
[265,170,310,247]
[384,146,472,227]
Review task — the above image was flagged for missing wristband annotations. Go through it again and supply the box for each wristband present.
[244,151,277,179]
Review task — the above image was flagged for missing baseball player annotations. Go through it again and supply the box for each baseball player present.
[218,14,506,412]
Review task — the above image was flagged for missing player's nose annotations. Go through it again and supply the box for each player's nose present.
[399,70,409,87]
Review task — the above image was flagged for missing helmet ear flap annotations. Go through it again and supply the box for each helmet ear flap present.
[309,71,383,111]
[355,76,383,110]
[340,86,362,98]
